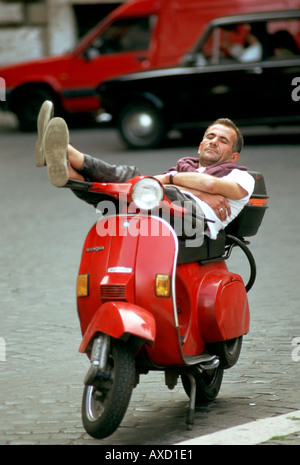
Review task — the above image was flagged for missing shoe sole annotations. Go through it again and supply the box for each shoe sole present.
[44,118,69,187]
[35,100,54,167]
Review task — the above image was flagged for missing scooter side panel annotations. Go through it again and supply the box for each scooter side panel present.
[197,266,250,342]
[175,260,249,352]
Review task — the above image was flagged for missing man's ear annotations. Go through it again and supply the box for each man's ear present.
[232,152,240,163]
[198,142,202,154]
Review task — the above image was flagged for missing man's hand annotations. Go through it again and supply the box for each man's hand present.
[174,187,231,221]
[196,192,231,221]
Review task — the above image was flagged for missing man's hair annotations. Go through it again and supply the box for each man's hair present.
[205,118,244,153]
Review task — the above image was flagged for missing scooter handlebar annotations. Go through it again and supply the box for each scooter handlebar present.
[64,177,188,217]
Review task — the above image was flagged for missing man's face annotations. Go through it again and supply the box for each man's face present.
[198,124,239,166]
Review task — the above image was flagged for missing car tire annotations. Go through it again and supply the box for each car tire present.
[14,86,57,131]
[118,102,165,149]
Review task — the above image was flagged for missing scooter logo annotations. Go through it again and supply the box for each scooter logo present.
[0,337,6,362]
[0,78,6,101]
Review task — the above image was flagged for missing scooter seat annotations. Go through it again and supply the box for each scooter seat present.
[177,230,226,264]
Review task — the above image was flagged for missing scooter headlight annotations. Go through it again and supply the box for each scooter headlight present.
[132,178,163,210]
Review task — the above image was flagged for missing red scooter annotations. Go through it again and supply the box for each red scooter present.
[70,172,268,439]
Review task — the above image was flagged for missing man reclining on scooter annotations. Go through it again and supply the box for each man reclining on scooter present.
[34,101,254,241]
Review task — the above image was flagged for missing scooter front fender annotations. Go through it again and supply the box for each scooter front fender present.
[79,301,156,354]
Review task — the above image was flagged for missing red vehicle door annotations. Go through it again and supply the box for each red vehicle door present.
[61,15,157,113]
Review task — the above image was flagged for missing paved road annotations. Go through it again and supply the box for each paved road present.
[0,114,300,446]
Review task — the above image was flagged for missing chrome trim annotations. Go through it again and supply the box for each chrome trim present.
[108,266,133,273]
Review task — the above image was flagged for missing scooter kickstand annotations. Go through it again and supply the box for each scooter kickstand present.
[185,372,196,430]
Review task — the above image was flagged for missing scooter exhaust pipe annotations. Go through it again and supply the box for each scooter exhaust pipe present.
[84,334,110,386]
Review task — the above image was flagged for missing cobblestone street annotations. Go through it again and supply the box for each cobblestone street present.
[1,118,300,446]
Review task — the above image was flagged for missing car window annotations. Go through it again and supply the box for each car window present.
[198,18,300,65]
[86,16,156,57]
[200,23,265,64]
[267,19,300,59]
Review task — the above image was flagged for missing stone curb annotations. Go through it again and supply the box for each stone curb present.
[175,410,300,445]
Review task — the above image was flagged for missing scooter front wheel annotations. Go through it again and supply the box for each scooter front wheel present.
[82,340,135,439]
[181,366,224,404]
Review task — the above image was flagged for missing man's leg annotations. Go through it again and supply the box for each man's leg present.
[43,117,141,187]
[76,152,141,183]
[35,101,140,184]
[41,116,141,207]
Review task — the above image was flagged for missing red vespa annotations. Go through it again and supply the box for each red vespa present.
[71,172,268,439]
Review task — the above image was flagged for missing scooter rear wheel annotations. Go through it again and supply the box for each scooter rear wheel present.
[181,366,224,404]
[82,340,135,439]
[207,336,243,369]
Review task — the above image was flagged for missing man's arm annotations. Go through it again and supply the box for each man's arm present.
[154,173,231,220]
[155,172,248,200]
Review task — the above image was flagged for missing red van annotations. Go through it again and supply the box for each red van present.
[0,0,299,129]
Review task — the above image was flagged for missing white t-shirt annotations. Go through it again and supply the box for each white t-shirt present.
[230,43,262,62]
[182,168,255,240]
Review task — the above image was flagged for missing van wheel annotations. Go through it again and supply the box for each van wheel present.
[207,336,243,369]
[14,86,57,131]
[118,102,165,149]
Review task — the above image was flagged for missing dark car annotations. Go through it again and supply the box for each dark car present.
[98,9,300,148]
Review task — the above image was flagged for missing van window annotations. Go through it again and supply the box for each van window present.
[86,16,156,57]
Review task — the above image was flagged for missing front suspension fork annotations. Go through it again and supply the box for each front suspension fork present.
[84,334,110,386]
